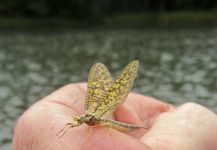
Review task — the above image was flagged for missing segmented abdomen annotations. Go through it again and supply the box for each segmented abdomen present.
[97,117,145,131]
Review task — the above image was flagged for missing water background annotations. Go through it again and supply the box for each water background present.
[1,27,217,149]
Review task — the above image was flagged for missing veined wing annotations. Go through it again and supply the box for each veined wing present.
[92,60,139,117]
[85,63,113,114]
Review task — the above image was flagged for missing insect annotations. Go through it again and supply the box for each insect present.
[57,60,146,137]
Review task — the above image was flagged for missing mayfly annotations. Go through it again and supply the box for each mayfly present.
[57,60,146,137]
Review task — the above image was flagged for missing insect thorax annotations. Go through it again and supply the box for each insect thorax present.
[80,114,98,126]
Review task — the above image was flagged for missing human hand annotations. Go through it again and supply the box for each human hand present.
[13,83,217,150]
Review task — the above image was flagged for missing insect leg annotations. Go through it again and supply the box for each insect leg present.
[56,123,75,138]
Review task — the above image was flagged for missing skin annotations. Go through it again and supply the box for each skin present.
[13,83,217,150]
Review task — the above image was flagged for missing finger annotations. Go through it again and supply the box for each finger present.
[141,102,217,150]
[114,93,174,129]
[13,83,87,149]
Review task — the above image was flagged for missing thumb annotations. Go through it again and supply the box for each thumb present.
[141,102,217,150]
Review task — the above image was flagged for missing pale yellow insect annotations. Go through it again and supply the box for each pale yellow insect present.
[57,60,146,137]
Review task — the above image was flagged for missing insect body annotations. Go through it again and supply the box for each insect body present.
[57,60,146,137]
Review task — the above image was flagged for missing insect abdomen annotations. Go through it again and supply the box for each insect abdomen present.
[97,117,145,131]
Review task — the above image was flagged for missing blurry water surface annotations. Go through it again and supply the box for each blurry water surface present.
[0,28,217,149]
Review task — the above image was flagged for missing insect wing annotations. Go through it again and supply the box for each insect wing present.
[85,63,113,114]
[92,60,139,117]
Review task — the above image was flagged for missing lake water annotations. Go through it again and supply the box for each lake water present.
[0,28,217,149]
